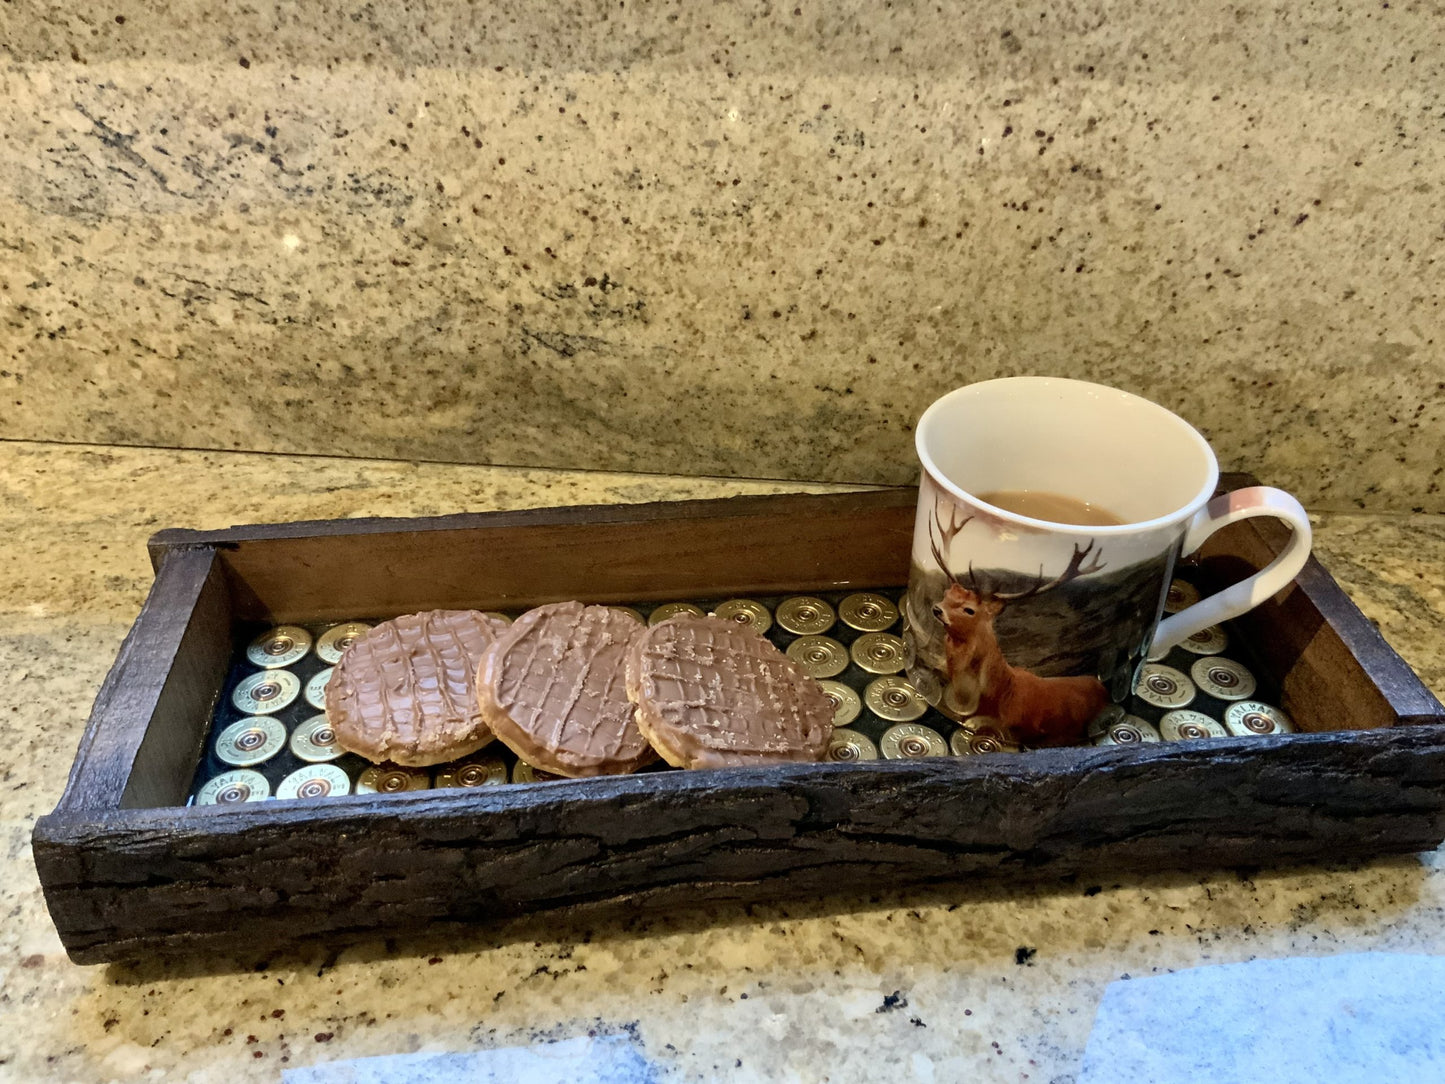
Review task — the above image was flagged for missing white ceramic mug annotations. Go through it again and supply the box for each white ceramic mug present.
[901,377,1311,747]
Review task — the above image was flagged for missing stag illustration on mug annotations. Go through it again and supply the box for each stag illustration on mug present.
[916,500,1112,747]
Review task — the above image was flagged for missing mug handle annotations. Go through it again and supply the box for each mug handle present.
[1150,487,1313,655]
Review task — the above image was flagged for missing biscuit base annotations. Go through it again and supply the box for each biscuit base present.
[630,702,692,770]
[324,609,508,768]
[338,731,494,769]
[623,616,834,770]
[477,622,658,779]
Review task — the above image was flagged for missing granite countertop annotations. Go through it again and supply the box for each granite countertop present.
[2,440,1443,1083]
[8,3,1445,515]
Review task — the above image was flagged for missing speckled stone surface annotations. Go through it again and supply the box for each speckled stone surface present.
[2,441,1444,1082]
[2,3,1443,510]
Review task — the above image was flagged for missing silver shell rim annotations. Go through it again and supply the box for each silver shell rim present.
[356,765,431,794]
[880,723,948,759]
[864,676,928,722]
[197,769,272,806]
[246,625,314,668]
[838,592,900,632]
[826,728,880,762]
[276,764,352,800]
[1134,664,1197,709]
[775,596,838,636]
[304,667,335,711]
[1224,700,1294,736]
[818,680,862,726]
[1159,710,1228,741]
[437,758,509,788]
[215,716,287,767]
[712,599,773,634]
[315,622,373,664]
[850,632,907,675]
[785,635,849,678]
[1179,624,1229,656]
[1163,578,1201,614]
[1190,656,1258,701]
[289,714,344,763]
[230,670,302,715]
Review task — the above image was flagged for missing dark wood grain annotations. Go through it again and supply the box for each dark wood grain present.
[51,547,231,813]
[148,488,916,552]
[34,726,1445,963]
[150,489,919,623]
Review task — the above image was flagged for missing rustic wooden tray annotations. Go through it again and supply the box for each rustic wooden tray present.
[32,475,1445,964]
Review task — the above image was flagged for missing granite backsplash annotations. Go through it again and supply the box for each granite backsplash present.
[2,0,1441,510]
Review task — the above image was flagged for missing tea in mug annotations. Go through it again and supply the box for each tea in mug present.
[976,490,1126,527]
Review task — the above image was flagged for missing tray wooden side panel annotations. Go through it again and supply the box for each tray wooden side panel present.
[33,727,1445,963]
[150,490,920,623]
[1198,514,1441,730]
[51,547,232,814]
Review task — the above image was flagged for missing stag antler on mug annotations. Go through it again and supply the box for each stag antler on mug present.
[927,499,1110,747]
[927,503,973,580]
[971,539,1105,601]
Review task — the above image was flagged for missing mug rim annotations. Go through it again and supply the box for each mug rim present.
[915,376,1220,536]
